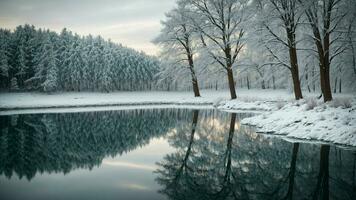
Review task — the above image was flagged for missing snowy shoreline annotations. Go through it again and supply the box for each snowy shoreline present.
[1,90,355,146]
[0,89,294,113]
[0,102,213,112]
[238,99,356,147]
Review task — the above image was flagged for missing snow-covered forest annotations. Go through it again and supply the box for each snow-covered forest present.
[0,25,160,92]
[155,0,356,100]
[1,0,355,98]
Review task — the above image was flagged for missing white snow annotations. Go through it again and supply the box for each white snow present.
[0,89,293,112]
[241,98,356,146]
[0,90,228,111]
[1,89,355,146]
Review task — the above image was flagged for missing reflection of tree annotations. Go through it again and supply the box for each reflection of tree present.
[216,113,236,198]
[156,111,356,200]
[156,112,243,200]
[313,145,330,200]
[156,110,199,200]
[284,143,299,200]
[203,113,242,200]
[0,109,192,181]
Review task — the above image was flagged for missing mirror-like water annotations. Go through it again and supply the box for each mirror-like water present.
[0,109,355,200]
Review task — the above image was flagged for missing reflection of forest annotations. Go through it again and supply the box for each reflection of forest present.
[156,110,356,200]
[0,109,194,181]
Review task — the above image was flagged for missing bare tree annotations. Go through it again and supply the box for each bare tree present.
[257,0,304,100]
[154,4,201,97]
[345,0,356,76]
[299,0,347,102]
[187,0,249,99]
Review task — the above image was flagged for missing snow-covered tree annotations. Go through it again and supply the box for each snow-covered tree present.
[0,29,11,89]
[25,35,58,92]
[10,77,18,91]
[255,0,304,100]
[41,40,58,92]
[298,0,347,102]
[0,24,160,92]
[186,0,250,99]
[154,2,201,97]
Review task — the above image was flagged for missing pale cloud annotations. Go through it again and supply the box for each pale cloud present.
[0,0,176,55]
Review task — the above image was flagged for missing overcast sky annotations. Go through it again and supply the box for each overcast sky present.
[0,0,176,55]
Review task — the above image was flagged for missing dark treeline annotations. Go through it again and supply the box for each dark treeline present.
[0,109,193,180]
[0,24,160,92]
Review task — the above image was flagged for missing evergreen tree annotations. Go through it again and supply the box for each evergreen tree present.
[0,30,10,89]
[10,77,18,91]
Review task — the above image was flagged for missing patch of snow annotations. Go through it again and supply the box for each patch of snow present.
[218,100,276,111]
[241,97,356,146]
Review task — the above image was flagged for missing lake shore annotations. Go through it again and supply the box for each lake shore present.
[0,89,296,113]
[1,89,355,146]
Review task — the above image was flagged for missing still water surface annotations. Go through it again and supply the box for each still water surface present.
[0,109,355,200]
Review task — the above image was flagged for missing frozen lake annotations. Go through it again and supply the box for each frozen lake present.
[0,108,355,200]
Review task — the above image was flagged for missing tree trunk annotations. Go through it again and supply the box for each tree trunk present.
[312,65,316,92]
[316,44,332,102]
[287,31,303,100]
[323,62,332,102]
[187,52,201,97]
[291,68,303,100]
[247,75,250,90]
[306,68,311,93]
[349,29,356,75]
[334,77,337,94]
[261,79,265,90]
[192,78,200,97]
[339,77,342,93]
[227,68,237,99]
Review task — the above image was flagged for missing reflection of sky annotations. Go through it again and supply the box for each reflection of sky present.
[0,0,176,55]
[0,137,174,200]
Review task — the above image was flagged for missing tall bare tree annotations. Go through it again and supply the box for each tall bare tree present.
[257,0,303,100]
[345,0,356,76]
[187,0,248,99]
[299,0,347,102]
[154,3,201,97]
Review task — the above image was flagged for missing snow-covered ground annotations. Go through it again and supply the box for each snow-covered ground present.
[239,98,356,146]
[0,90,225,111]
[1,89,355,146]
[0,89,293,112]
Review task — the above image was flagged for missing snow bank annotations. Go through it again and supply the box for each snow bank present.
[217,100,278,111]
[241,97,356,146]
[0,89,292,112]
[0,90,228,111]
